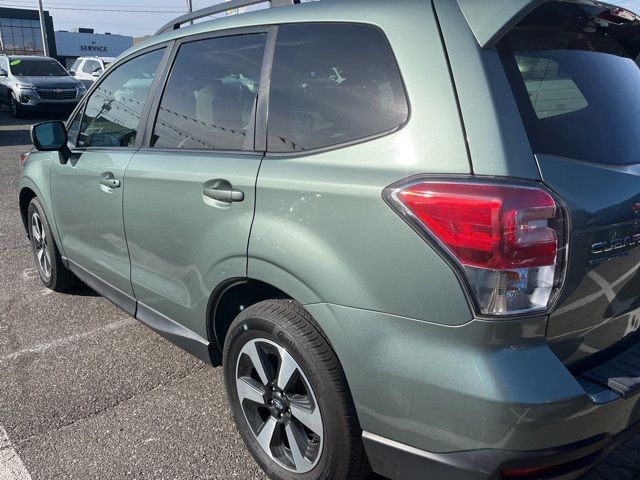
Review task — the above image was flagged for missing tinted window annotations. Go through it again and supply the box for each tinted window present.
[500,2,640,165]
[151,34,266,150]
[268,24,408,153]
[78,48,164,148]
[67,109,82,147]
[82,60,99,74]
[70,58,82,72]
[9,58,68,76]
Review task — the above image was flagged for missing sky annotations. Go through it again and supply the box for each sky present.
[3,0,640,38]
[0,0,267,37]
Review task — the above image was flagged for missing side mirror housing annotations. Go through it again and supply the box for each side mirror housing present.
[91,68,103,78]
[69,70,76,76]
[31,121,72,164]
[0,69,7,77]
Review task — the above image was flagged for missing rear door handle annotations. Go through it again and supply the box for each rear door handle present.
[100,172,121,189]
[203,182,244,203]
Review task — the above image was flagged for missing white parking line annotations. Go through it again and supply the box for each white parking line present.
[0,427,31,480]
[0,318,135,363]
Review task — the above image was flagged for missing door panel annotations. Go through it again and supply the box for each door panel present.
[51,47,167,301]
[51,150,134,297]
[123,32,268,336]
[123,151,262,335]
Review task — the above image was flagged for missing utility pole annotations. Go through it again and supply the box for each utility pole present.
[37,0,50,57]
[187,0,193,24]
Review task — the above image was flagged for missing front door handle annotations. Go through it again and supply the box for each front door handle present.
[203,181,244,203]
[100,172,121,189]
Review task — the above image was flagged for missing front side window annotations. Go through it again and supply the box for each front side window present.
[268,23,409,153]
[82,60,99,74]
[9,58,68,77]
[151,33,266,150]
[78,48,165,148]
[67,109,82,147]
[500,2,640,165]
[70,58,82,72]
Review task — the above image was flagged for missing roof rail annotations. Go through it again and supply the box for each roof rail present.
[155,0,300,35]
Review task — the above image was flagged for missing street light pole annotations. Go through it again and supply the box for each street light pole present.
[37,0,50,57]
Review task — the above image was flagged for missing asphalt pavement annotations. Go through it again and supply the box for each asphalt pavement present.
[0,108,638,479]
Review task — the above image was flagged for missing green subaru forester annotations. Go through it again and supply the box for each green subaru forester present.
[18,0,640,478]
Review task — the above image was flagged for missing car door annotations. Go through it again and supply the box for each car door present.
[50,46,169,313]
[123,30,270,338]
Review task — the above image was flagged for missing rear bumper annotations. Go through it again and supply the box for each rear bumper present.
[305,304,640,479]
[363,422,640,480]
[362,423,640,480]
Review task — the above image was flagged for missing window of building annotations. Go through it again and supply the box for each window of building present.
[78,48,165,148]
[267,23,409,153]
[151,33,266,150]
[0,17,44,55]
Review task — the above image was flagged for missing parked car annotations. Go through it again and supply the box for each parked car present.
[0,55,86,118]
[69,56,115,87]
[17,0,640,479]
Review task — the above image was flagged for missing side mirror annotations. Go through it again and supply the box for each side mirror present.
[31,121,71,164]
[0,69,7,77]
[91,68,103,78]
[69,70,76,76]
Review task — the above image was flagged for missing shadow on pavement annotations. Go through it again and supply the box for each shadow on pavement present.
[64,284,100,298]
[0,128,31,147]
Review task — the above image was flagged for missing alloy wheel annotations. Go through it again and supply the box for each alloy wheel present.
[31,212,52,279]
[235,338,324,473]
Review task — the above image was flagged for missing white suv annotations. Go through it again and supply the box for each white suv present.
[69,56,115,86]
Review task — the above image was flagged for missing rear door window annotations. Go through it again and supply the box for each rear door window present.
[150,33,266,150]
[267,23,409,153]
[499,3,640,165]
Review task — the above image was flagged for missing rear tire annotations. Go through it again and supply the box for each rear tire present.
[223,299,371,480]
[27,198,77,291]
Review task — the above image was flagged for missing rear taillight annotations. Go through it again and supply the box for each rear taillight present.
[387,180,566,316]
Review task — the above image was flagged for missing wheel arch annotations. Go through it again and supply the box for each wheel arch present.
[207,277,292,365]
[19,186,37,238]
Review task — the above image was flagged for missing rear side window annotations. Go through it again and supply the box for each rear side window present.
[500,3,640,165]
[151,33,266,150]
[268,23,409,153]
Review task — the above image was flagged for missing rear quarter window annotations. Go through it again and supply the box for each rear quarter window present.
[267,23,409,153]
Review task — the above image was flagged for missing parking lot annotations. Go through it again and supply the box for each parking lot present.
[0,110,639,480]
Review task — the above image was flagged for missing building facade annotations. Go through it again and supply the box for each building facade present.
[55,30,133,68]
[0,7,56,57]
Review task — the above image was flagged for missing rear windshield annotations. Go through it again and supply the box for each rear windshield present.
[9,58,68,77]
[499,2,640,165]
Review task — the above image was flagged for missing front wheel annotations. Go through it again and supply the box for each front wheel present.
[10,93,23,118]
[224,300,370,480]
[27,198,77,291]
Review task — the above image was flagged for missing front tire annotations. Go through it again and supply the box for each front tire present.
[10,92,23,118]
[224,299,370,480]
[27,198,77,291]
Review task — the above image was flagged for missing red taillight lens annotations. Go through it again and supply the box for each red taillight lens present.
[501,465,557,478]
[396,183,557,269]
[388,180,566,316]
